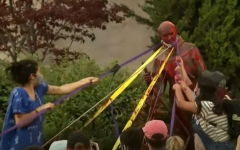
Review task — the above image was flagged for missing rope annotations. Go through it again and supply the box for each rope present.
[169,38,191,149]
[43,84,121,147]
[80,46,170,130]
[109,65,122,138]
[112,47,174,150]
[169,38,180,136]
[0,44,161,137]
[43,45,170,146]
[146,61,168,121]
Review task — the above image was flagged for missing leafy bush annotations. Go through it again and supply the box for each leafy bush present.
[0,58,150,150]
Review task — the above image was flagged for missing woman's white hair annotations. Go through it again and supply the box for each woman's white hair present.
[166,136,184,150]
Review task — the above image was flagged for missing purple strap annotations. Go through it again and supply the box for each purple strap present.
[169,39,180,136]
[169,98,176,135]
[0,44,161,137]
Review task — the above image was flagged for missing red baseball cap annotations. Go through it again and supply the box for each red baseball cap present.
[142,120,168,140]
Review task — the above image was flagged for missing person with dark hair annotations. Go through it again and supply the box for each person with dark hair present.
[175,57,230,149]
[0,59,99,150]
[120,127,144,150]
[24,146,45,150]
[173,70,235,150]
[142,120,168,150]
[49,131,99,150]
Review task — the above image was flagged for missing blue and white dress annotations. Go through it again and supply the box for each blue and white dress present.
[0,83,48,150]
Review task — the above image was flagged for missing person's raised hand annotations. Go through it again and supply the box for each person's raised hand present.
[176,56,184,67]
[175,66,182,76]
[174,74,188,91]
[178,80,188,91]
[172,83,181,90]
[174,74,182,83]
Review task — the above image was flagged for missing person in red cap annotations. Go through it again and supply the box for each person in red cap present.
[142,120,168,150]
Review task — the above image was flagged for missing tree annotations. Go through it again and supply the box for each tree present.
[191,0,240,97]
[132,0,201,46]
[132,0,240,98]
[0,0,129,62]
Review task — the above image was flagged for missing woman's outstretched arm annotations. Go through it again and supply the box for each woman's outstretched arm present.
[47,77,99,95]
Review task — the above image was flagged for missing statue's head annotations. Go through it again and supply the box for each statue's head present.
[158,21,177,45]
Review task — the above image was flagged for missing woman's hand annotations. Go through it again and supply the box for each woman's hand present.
[173,83,181,90]
[175,66,183,77]
[176,56,184,68]
[174,72,184,83]
[83,77,99,84]
[178,80,188,91]
[175,56,193,86]
[36,102,54,112]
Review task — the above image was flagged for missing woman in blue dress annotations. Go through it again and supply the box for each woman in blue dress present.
[0,59,99,150]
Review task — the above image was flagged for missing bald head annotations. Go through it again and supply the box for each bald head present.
[158,21,177,44]
[158,21,176,34]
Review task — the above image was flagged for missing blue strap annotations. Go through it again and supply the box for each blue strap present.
[109,64,121,138]
[110,102,120,137]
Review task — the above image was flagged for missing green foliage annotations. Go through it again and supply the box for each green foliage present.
[133,0,240,98]
[0,58,147,150]
[192,0,240,97]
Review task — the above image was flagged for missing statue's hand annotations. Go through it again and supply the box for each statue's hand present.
[143,66,152,83]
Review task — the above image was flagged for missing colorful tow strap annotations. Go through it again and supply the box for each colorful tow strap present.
[169,39,180,136]
[109,64,122,138]
[80,46,164,130]
[112,47,174,150]
[0,44,161,137]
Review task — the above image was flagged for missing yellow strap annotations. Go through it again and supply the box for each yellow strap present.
[112,48,174,150]
[81,46,163,129]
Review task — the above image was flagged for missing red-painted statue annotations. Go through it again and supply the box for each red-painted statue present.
[144,21,206,150]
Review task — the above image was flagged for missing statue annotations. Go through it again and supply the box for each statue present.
[144,21,206,150]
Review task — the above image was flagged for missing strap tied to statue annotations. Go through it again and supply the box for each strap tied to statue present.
[170,39,180,136]
[0,43,162,138]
